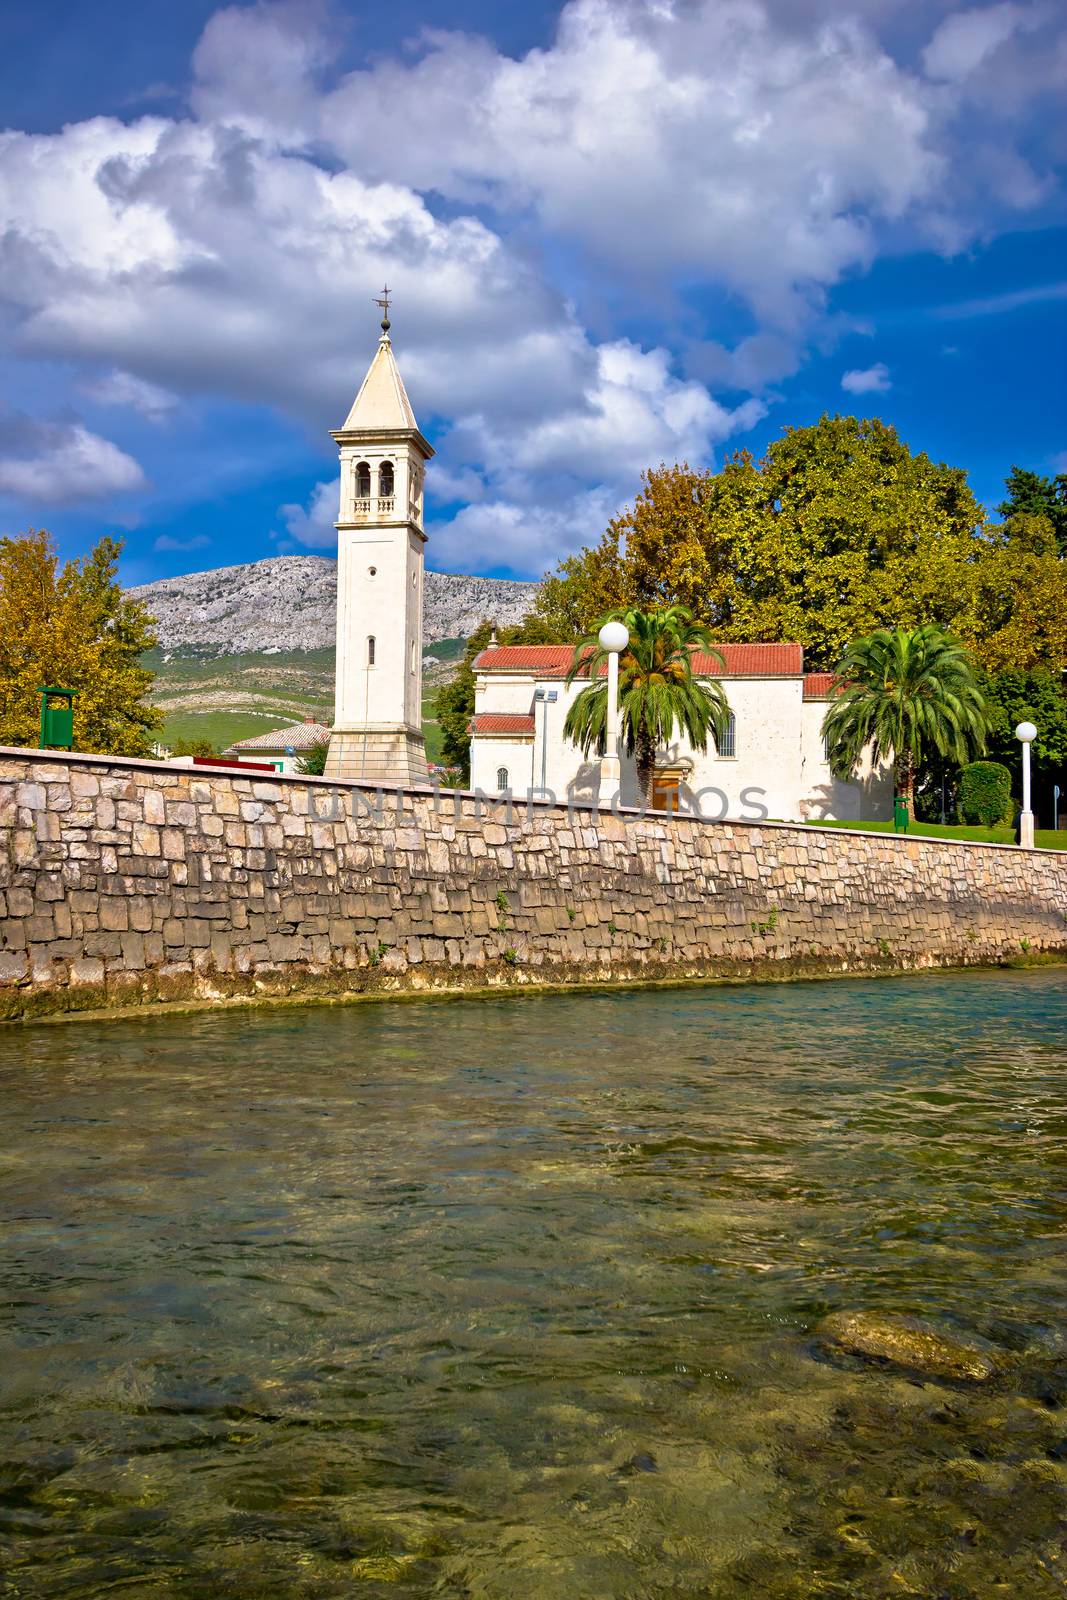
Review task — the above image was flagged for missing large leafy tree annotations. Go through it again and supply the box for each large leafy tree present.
[0,530,162,756]
[535,426,1067,685]
[822,624,989,816]
[537,418,986,667]
[563,605,731,803]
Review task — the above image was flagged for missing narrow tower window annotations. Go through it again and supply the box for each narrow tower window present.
[496,767,509,790]
[379,461,394,498]
[367,635,376,666]
[355,462,371,499]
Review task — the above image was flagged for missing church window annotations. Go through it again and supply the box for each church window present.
[410,640,417,674]
[379,461,394,498]
[355,462,371,498]
[367,635,376,666]
[716,713,737,758]
[497,767,509,790]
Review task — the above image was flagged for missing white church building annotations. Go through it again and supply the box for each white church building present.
[468,643,892,822]
[325,310,891,823]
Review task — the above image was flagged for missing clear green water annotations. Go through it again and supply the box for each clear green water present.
[1,970,1066,1598]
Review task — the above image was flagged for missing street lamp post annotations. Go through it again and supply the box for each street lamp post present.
[1016,721,1037,849]
[598,620,629,803]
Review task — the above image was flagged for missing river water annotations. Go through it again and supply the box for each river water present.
[1,969,1065,1597]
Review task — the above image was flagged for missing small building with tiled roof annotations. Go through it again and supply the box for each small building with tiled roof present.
[222,719,331,774]
[469,640,891,822]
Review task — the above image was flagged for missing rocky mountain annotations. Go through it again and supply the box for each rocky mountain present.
[130,555,541,654]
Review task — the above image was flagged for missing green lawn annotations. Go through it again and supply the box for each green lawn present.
[807,817,1067,850]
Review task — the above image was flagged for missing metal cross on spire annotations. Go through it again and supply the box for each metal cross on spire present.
[373,285,392,335]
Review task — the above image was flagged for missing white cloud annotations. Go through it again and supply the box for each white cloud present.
[0,0,1062,571]
[300,1,947,327]
[153,532,209,552]
[83,369,178,420]
[922,4,1030,81]
[0,416,146,504]
[841,361,892,394]
[933,281,1067,318]
[280,478,337,549]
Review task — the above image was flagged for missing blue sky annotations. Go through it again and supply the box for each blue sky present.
[0,0,1064,586]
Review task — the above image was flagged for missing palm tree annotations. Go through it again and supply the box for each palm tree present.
[564,605,731,804]
[822,624,989,817]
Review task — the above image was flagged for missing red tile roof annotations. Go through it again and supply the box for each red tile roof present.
[473,642,804,677]
[469,712,536,736]
[802,673,837,699]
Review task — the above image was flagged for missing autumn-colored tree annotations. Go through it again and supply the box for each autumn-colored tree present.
[536,418,1000,668]
[822,624,989,816]
[0,529,162,756]
[956,513,1067,673]
[563,606,731,804]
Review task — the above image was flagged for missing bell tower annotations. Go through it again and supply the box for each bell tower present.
[324,294,433,784]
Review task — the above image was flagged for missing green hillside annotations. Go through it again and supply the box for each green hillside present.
[147,645,449,758]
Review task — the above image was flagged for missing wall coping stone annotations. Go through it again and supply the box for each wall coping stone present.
[1,743,1058,856]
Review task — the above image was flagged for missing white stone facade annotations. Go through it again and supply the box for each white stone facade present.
[469,645,892,822]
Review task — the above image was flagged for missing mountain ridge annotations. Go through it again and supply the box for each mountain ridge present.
[130,555,541,654]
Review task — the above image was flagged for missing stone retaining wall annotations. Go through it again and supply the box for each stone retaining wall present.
[2,747,1065,1021]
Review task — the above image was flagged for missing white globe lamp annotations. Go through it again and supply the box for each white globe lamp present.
[1015,721,1037,849]
[598,620,630,654]
[598,621,629,805]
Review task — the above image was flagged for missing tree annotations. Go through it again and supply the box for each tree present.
[958,513,1067,673]
[434,614,566,778]
[822,624,989,816]
[296,739,330,776]
[957,761,1013,827]
[170,737,216,757]
[0,530,162,756]
[563,605,731,804]
[997,466,1067,556]
[536,419,986,668]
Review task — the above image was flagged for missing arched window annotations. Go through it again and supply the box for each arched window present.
[496,767,509,790]
[379,461,394,498]
[410,639,417,674]
[355,461,371,498]
[716,713,737,758]
[367,635,376,666]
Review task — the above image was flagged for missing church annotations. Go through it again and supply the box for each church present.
[325,311,891,823]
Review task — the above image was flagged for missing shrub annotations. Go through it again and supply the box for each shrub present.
[957,760,1013,826]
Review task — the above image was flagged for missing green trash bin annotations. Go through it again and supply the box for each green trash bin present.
[893,796,910,834]
[39,688,76,750]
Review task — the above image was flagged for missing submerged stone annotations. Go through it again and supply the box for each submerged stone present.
[816,1311,999,1383]
[615,1451,658,1475]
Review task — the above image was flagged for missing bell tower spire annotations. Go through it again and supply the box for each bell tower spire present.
[324,298,434,783]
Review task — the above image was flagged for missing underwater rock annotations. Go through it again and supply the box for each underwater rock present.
[816,1311,999,1383]
[614,1451,658,1475]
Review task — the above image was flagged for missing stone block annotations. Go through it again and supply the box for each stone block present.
[161,828,186,861]
[143,789,166,825]
[70,957,105,986]
[99,898,129,932]
[0,951,28,983]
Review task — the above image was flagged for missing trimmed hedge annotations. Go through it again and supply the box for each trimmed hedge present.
[958,760,1013,827]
